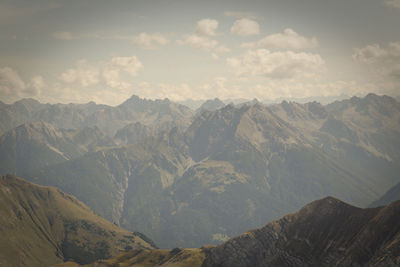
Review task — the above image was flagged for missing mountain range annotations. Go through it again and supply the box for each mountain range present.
[0,95,193,137]
[0,93,399,248]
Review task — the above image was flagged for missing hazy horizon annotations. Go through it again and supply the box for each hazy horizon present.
[1,0,400,105]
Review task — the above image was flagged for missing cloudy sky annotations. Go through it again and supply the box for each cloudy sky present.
[1,0,400,105]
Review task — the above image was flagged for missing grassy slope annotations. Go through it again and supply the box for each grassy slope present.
[84,248,205,267]
[0,175,154,267]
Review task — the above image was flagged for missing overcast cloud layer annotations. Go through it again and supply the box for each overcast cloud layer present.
[0,0,399,105]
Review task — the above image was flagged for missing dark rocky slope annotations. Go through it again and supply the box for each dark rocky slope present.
[84,197,400,267]
[203,197,400,267]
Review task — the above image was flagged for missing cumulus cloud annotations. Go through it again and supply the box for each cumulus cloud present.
[133,32,169,49]
[353,42,400,79]
[230,18,260,36]
[59,60,100,87]
[0,67,26,91]
[178,19,230,58]
[177,34,218,50]
[102,68,130,91]
[195,19,219,36]
[242,28,318,50]
[29,75,45,95]
[0,67,44,102]
[211,45,231,60]
[59,56,143,91]
[384,0,400,8]
[108,56,143,76]
[227,49,325,79]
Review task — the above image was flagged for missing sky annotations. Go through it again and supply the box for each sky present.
[0,0,400,106]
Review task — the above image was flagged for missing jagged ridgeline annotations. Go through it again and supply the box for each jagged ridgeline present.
[85,197,400,267]
[0,94,400,248]
[0,175,155,267]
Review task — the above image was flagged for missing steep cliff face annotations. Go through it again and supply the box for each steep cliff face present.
[203,197,400,267]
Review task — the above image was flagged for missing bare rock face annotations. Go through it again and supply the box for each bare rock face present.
[202,197,400,267]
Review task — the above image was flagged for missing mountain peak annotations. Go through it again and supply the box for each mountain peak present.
[197,98,225,113]
[298,196,356,216]
[14,98,41,106]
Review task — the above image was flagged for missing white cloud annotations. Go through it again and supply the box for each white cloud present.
[230,18,260,36]
[102,68,130,91]
[227,49,325,79]
[242,28,318,50]
[215,45,230,53]
[384,0,400,8]
[0,67,26,91]
[29,75,45,95]
[0,67,26,100]
[177,34,218,50]
[133,32,169,49]
[195,19,219,36]
[108,56,143,76]
[353,42,400,80]
[178,19,230,59]
[59,56,143,91]
[212,45,231,60]
[59,60,100,87]
[0,67,44,102]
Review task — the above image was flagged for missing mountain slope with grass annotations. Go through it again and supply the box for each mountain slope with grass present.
[0,175,155,267]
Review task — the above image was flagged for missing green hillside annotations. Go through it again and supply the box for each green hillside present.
[0,175,155,267]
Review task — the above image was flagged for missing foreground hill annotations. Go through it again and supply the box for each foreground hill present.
[0,175,155,267]
[203,197,400,266]
[85,197,400,267]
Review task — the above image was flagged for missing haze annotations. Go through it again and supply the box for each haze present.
[0,0,400,105]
